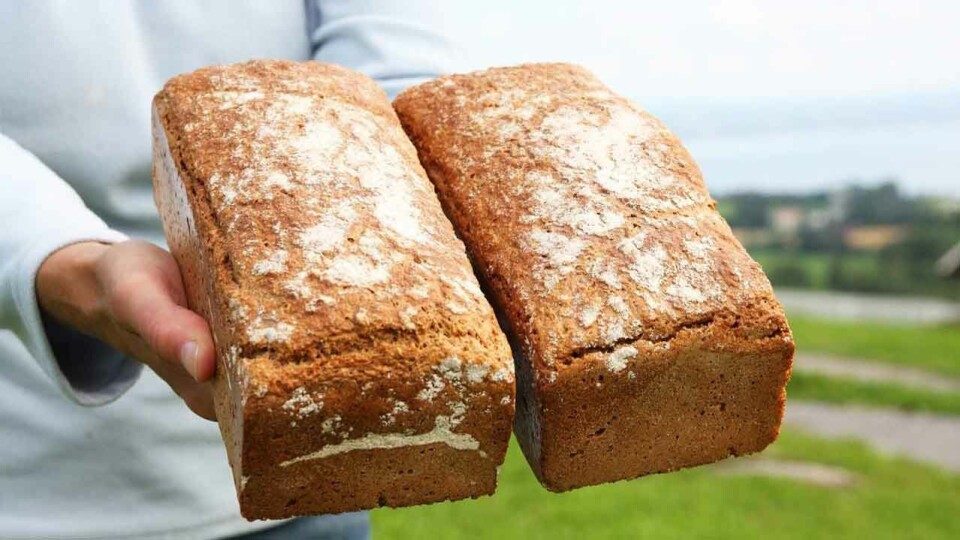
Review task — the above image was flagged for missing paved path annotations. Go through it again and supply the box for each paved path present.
[776,288,960,325]
[785,401,960,472]
[713,457,858,487]
[793,353,960,393]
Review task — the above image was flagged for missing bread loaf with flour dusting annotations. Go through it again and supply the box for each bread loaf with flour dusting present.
[394,64,794,491]
[152,60,514,519]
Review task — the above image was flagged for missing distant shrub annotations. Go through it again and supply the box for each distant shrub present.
[831,265,889,293]
[767,262,812,287]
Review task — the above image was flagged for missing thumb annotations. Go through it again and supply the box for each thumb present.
[112,274,217,382]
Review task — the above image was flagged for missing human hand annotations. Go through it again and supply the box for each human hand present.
[36,240,217,420]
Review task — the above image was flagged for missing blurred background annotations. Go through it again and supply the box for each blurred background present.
[375,1,960,537]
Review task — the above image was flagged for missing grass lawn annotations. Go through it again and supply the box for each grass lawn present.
[373,432,960,539]
[787,372,960,415]
[789,316,960,378]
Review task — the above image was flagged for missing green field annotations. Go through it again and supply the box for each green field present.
[787,315,960,413]
[752,250,830,288]
[751,250,880,290]
[788,372,960,415]
[750,248,960,300]
[373,433,960,539]
[790,316,960,377]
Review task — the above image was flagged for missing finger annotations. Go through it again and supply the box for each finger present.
[181,382,217,421]
[150,358,218,420]
[110,326,217,421]
[107,272,216,382]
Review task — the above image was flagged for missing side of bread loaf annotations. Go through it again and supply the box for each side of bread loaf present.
[152,60,514,519]
[394,64,793,491]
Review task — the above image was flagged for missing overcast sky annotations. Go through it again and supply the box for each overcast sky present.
[441,1,960,196]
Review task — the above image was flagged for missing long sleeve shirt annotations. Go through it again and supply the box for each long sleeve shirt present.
[0,1,458,537]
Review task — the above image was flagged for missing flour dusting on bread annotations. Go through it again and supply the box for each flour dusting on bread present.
[165,63,503,349]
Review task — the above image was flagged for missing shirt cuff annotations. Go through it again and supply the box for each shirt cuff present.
[11,229,141,406]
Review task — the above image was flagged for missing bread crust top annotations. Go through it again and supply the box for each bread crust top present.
[154,60,503,360]
[395,63,791,369]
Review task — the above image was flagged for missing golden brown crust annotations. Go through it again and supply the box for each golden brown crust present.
[152,60,514,519]
[154,60,501,355]
[394,63,794,490]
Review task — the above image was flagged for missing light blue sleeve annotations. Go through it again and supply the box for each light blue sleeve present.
[0,133,140,406]
[306,0,463,98]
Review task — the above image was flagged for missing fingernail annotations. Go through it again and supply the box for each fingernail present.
[180,341,200,381]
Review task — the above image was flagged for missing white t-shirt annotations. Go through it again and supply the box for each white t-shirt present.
[0,1,456,537]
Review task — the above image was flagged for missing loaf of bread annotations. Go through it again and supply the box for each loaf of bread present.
[394,64,794,491]
[152,60,515,519]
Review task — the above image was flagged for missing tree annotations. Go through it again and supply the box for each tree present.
[844,180,918,225]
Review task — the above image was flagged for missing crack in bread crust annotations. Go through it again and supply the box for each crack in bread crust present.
[567,315,716,360]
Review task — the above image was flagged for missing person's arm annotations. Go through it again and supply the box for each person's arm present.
[307,0,463,98]
[0,133,216,417]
